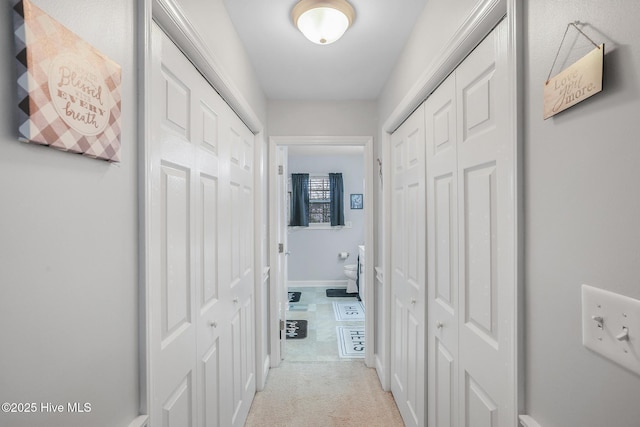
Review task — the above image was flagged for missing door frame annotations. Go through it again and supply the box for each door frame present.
[268,136,375,368]
[378,0,523,418]
[139,0,268,421]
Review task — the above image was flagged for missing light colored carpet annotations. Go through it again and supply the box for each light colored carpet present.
[245,361,405,427]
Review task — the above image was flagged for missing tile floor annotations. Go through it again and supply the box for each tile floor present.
[286,286,364,362]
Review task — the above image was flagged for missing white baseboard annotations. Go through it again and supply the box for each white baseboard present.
[375,354,389,391]
[128,415,149,427]
[288,280,347,289]
[257,355,270,391]
[519,415,542,427]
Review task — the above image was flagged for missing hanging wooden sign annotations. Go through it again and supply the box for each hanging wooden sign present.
[544,44,604,119]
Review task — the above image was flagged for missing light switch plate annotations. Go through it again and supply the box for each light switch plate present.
[581,284,640,376]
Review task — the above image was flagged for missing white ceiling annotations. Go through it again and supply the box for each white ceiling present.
[223,0,427,101]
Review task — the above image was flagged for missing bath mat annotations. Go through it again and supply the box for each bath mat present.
[286,320,307,339]
[333,301,365,321]
[288,291,301,302]
[326,288,358,298]
[336,326,365,358]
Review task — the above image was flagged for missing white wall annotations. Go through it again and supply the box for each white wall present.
[288,153,365,282]
[524,1,640,426]
[0,1,138,426]
[268,100,377,137]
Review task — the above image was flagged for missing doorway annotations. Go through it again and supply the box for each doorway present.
[268,136,375,368]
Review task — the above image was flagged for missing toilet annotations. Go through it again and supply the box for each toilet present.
[343,264,358,294]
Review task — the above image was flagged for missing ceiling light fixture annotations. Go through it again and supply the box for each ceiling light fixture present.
[291,0,355,45]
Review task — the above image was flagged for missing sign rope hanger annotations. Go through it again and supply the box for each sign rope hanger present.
[547,21,602,83]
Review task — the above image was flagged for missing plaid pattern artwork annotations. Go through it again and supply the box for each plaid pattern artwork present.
[13,0,122,162]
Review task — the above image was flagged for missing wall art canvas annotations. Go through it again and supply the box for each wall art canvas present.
[13,0,122,162]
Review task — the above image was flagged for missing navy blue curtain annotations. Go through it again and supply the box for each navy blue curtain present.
[290,173,309,226]
[329,173,345,226]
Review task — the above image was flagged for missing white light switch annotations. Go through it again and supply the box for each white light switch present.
[582,284,640,376]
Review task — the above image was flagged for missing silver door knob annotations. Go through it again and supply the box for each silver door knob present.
[411,299,416,305]
[436,321,444,329]
[210,321,217,328]
[233,297,239,303]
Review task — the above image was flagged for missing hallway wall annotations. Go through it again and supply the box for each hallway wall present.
[524,1,640,426]
[0,1,138,426]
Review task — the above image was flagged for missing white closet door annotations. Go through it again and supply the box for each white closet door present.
[225,108,256,427]
[149,23,255,427]
[426,73,459,427]
[456,20,514,426]
[390,103,426,427]
[426,18,515,427]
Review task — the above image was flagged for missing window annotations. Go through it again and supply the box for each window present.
[289,172,344,227]
[309,176,331,223]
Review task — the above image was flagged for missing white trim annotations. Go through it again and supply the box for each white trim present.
[379,129,392,391]
[139,0,153,420]
[287,280,348,289]
[152,0,263,133]
[269,136,375,368]
[382,0,506,133]
[508,0,526,418]
[373,267,387,388]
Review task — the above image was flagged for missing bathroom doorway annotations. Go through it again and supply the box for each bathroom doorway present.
[268,136,374,367]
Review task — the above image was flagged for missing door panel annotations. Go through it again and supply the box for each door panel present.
[464,163,498,345]
[426,72,458,427]
[161,163,191,341]
[465,374,498,427]
[390,103,426,427]
[150,23,255,427]
[163,375,193,427]
[457,21,513,427]
[201,340,220,427]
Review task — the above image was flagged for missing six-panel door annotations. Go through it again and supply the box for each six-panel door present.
[149,23,255,427]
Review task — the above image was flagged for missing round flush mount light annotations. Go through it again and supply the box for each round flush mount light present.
[291,0,356,45]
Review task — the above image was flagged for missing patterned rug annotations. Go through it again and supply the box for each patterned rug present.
[285,320,307,339]
[333,301,365,321]
[288,291,301,302]
[336,326,365,358]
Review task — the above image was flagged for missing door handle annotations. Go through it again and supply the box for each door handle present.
[210,321,218,328]
[436,321,444,329]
